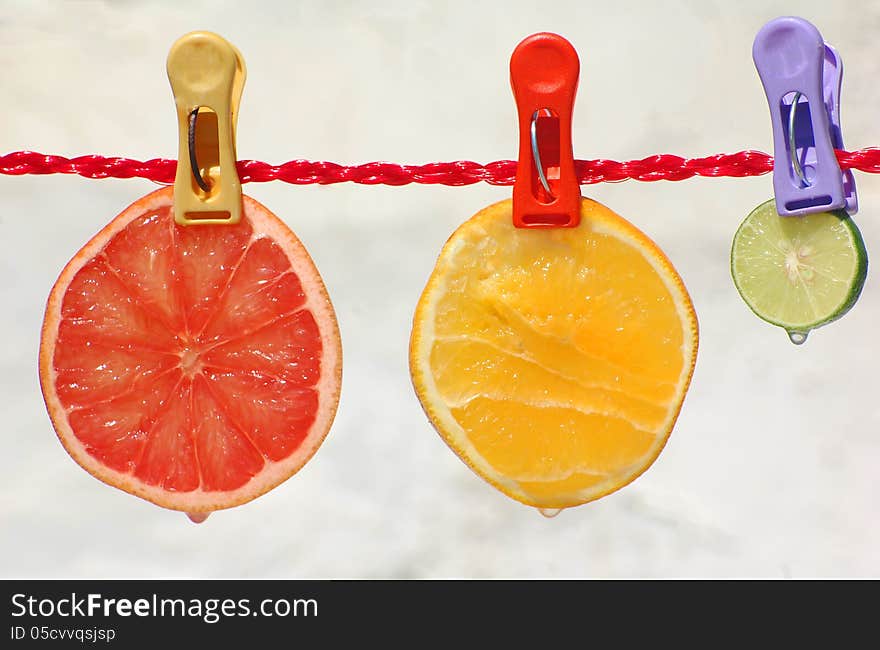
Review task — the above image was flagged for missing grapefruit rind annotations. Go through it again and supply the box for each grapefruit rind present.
[39,187,341,513]
[409,198,698,509]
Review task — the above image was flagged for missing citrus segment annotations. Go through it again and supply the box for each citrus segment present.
[410,198,697,509]
[66,370,183,476]
[731,199,867,335]
[190,374,266,492]
[40,187,341,513]
[102,210,185,331]
[202,310,321,382]
[204,369,318,461]
[58,258,180,351]
[200,237,307,341]
[132,376,198,492]
[174,216,255,335]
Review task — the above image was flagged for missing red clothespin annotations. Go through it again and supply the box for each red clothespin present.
[510,32,581,228]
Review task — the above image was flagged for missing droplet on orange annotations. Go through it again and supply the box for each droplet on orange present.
[409,198,698,509]
[39,187,341,515]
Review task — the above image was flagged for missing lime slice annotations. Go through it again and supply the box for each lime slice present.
[731,199,867,343]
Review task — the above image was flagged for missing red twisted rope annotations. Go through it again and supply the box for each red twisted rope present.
[2,149,880,185]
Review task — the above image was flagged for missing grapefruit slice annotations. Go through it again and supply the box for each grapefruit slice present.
[410,198,698,510]
[39,187,341,516]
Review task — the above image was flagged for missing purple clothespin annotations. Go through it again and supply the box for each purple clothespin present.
[753,16,857,216]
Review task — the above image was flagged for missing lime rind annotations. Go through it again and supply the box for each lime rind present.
[730,199,867,333]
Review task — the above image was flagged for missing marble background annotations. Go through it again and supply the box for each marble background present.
[1,0,878,578]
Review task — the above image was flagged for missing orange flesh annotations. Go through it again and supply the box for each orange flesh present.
[411,199,697,507]
[53,205,322,493]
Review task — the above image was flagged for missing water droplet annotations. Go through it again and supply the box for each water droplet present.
[787,330,809,345]
[187,512,210,524]
[537,508,563,519]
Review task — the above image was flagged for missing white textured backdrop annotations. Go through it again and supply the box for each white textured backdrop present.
[1,0,878,578]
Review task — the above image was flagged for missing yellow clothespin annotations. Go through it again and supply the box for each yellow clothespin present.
[166,31,246,225]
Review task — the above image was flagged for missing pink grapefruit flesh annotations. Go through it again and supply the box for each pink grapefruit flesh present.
[39,187,341,515]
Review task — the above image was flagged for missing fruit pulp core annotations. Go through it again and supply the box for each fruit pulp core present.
[179,346,201,375]
[52,205,323,494]
[783,243,815,283]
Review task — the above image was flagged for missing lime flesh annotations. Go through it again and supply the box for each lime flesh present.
[731,199,867,335]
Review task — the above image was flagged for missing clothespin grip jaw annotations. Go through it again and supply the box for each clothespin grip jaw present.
[823,44,858,215]
[167,31,246,226]
[510,33,581,228]
[752,16,857,217]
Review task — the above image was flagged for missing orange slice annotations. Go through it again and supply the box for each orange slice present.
[410,198,697,510]
[39,187,341,516]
